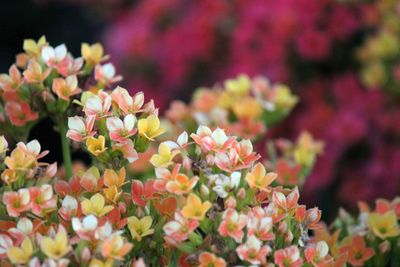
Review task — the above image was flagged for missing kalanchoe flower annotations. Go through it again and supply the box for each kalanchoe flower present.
[368,211,400,239]
[3,189,31,217]
[106,114,137,142]
[212,172,240,198]
[81,193,114,217]
[23,59,51,83]
[86,135,107,156]
[339,235,374,266]
[0,64,23,92]
[40,226,71,260]
[236,236,271,265]
[101,233,132,260]
[181,193,211,221]
[274,245,303,267]
[5,101,38,126]
[41,44,67,68]
[111,87,144,115]
[150,142,179,167]
[138,114,165,141]
[6,237,33,265]
[163,211,199,242]
[218,208,247,242]
[52,75,81,101]
[95,63,122,86]
[198,252,227,267]
[66,115,96,142]
[29,184,57,216]
[127,216,154,241]
[81,43,106,66]
[245,163,277,192]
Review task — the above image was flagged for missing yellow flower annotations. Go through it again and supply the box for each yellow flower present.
[4,147,36,170]
[40,227,71,260]
[245,163,277,192]
[89,258,114,267]
[86,135,107,156]
[7,237,33,264]
[138,115,165,141]
[150,143,178,167]
[103,185,122,203]
[0,135,8,154]
[23,35,47,56]
[181,193,212,221]
[127,216,154,241]
[104,167,126,188]
[232,97,262,119]
[294,132,324,167]
[224,74,251,96]
[81,193,114,216]
[81,43,105,65]
[274,84,298,111]
[368,211,400,239]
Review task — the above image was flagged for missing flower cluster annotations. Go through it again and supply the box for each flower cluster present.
[67,85,163,167]
[315,197,400,266]
[0,124,330,266]
[0,37,120,144]
[164,74,297,141]
[357,0,400,93]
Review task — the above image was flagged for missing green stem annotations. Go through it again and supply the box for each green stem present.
[58,121,72,179]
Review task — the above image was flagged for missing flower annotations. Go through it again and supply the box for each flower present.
[245,163,277,192]
[6,237,33,264]
[41,44,67,67]
[23,59,51,83]
[339,235,374,266]
[198,252,226,267]
[131,179,155,207]
[0,136,8,155]
[218,208,247,242]
[165,173,199,195]
[104,167,126,188]
[150,143,179,167]
[52,75,81,101]
[5,101,38,126]
[181,193,211,221]
[163,211,199,242]
[83,92,111,117]
[110,87,144,114]
[23,35,47,56]
[0,64,23,92]
[86,135,107,156]
[3,189,30,217]
[212,172,241,198]
[29,184,57,216]
[81,43,106,65]
[40,226,71,260]
[106,114,137,142]
[127,216,154,241]
[247,208,274,241]
[236,236,271,265]
[95,63,122,86]
[274,246,303,267]
[138,114,165,141]
[368,211,400,239]
[224,74,251,96]
[191,126,235,153]
[81,193,114,217]
[101,234,132,260]
[305,241,330,266]
[66,115,96,142]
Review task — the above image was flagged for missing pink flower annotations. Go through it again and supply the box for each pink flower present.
[52,75,82,101]
[16,139,49,160]
[274,246,303,267]
[58,195,79,221]
[0,234,13,259]
[66,115,96,142]
[112,139,138,163]
[28,184,57,216]
[236,236,271,265]
[5,101,38,126]
[247,209,274,241]
[41,44,67,68]
[95,63,122,86]
[163,211,199,242]
[83,92,112,117]
[8,218,35,246]
[0,64,23,92]
[3,189,30,217]
[191,126,235,153]
[218,208,247,243]
[272,187,300,212]
[111,87,144,115]
[106,114,137,142]
[131,179,155,207]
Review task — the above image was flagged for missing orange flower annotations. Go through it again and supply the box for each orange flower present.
[181,193,211,221]
[52,75,81,101]
[101,234,132,260]
[23,59,51,83]
[198,252,226,267]
[340,235,375,267]
[103,167,126,188]
[5,102,38,127]
[245,163,277,192]
[165,174,199,195]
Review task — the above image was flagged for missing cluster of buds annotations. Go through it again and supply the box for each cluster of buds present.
[67,85,163,168]
[315,197,400,266]
[357,0,400,92]
[164,74,298,141]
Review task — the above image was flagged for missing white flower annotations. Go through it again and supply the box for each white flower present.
[212,172,241,198]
